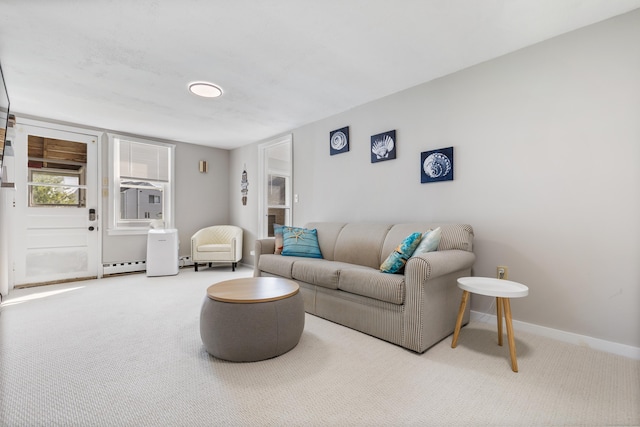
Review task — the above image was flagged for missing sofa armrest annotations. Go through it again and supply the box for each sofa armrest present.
[405,250,476,282]
[402,249,476,352]
[255,238,275,255]
[254,238,276,277]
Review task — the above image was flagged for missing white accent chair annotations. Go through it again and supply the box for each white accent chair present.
[191,225,243,272]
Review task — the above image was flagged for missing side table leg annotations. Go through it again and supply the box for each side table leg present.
[496,297,503,346]
[451,290,470,348]
[503,298,519,372]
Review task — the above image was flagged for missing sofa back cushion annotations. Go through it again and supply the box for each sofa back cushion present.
[333,223,393,269]
[302,222,473,270]
[382,223,474,260]
[305,222,347,261]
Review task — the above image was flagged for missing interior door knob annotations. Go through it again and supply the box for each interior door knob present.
[88,226,95,231]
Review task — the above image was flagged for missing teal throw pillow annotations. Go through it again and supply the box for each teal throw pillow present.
[411,227,442,257]
[273,223,284,254]
[380,232,422,274]
[281,227,323,259]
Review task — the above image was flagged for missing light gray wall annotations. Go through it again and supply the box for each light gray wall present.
[229,143,258,264]
[174,142,230,257]
[102,137,229,262]
[230,10,640,348]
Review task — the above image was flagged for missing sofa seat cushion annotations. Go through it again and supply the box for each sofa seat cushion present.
[292,259,369,290]
[338,268,405,305]
[198,244,231,252]
[257,254,297,279]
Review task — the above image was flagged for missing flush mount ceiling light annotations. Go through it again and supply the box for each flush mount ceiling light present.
[188,82,223,98]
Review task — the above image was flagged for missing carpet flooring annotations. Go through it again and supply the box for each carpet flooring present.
[1,267,638,426]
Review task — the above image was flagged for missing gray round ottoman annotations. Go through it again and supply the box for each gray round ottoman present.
[200,277,305,362]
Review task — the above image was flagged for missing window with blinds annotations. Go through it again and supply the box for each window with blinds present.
[118,139,169,182]
[109,135,175,233]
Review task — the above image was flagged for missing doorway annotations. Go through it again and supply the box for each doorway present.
[12,122,100,286]
[258,134,292,238]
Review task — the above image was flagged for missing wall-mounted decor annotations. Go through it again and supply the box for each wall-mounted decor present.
[371,130,396,163]
[241,167,249,205]
[329,126,349,155]
[421,146,454,183]
[199,160,208,173]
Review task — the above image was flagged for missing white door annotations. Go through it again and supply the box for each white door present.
[13,122,99,286]
[258,134,292,238]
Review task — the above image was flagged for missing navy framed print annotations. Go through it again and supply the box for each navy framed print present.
[421,147,454,183]
[330,126,349,155]
[371,130,396,163]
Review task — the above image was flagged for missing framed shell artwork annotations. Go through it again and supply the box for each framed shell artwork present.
[329,126,349,155]
[370,130,396,163]
[421,147,454,183]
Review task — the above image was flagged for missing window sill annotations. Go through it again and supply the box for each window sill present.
[107,228,152,236]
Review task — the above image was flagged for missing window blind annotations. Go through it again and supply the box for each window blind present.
[118,139,169,182]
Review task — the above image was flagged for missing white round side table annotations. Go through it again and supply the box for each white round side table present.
[451,277,529,372]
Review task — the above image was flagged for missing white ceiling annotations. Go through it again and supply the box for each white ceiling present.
[1,0,639,150]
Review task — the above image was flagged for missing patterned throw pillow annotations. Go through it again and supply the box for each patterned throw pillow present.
[273,224,284,254]
[411,227,442,257]
[281,226,323,259]
[380,232,423,274]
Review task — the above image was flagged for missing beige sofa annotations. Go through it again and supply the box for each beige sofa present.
[254,222,475,353]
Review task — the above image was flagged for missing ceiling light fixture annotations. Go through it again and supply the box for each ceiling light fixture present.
[188,82,223,98]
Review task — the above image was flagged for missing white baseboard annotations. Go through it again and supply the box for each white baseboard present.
[470,310,640,360]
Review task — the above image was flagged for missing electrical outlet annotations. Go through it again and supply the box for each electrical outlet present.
[497,266,509,280]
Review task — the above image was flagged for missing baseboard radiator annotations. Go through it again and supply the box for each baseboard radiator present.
[102,256,194,276]
[102,260,147,276]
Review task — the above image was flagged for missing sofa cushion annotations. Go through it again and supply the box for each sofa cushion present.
[304,222,347,261]
[437,224,474,251]
[282,227,323,258]
[380,232,422,274]
[257,254,297,279]
[333,223,393,269]
[292,259,369,290]
[338,268,405,305]
[411,227,442,256]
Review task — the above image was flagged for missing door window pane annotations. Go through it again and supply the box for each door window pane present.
[27,135,87,207]
[268,175,287,205]
[267,207,290,237]
[28,171,85,207]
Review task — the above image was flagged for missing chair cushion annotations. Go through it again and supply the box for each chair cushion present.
[198,244,232,253]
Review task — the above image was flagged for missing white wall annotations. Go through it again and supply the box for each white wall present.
[231,9,640,348]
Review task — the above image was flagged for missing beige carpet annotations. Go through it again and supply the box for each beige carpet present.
[1,267,638,426]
